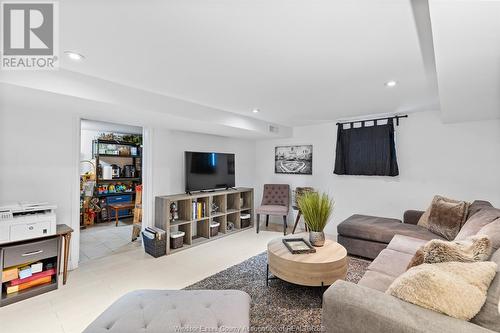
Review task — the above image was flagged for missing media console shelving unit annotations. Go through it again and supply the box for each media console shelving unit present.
[155,187,254,254]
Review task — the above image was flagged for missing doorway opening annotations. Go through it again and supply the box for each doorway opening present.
[79,119,144,264]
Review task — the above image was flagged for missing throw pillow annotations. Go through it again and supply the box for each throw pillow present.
[417,195,469,236]
[426,195,469,240]
[407,236,492,270]
[387,261,497,321]
[417,202,432,228]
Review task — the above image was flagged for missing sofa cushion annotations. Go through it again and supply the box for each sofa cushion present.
[83,290,250,333]
[477,219,500,251]
[468,200,493,219]
[386,235,428,255]
[358,270,395,292]
[472,248,500,331]
[417,204,432,227]
[368,249,414,278]
[455,207,500,240]
[338,214,444,244]
[387,261,497,321]
[255,205,288,215]
[337,235,387,260]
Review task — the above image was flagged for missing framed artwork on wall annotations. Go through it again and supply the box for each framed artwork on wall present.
[275,145,313,175]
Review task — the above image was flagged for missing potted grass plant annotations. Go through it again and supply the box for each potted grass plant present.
[298,192,334,247]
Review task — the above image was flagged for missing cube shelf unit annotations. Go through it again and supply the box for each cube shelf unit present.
[155,188,254,254]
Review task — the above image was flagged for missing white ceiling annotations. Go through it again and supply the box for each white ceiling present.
[2,0,499,134]
[57,0,438,126]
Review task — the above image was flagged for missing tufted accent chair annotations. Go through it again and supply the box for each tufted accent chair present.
[256,184,290,235]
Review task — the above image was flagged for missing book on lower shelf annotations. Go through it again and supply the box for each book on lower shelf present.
[2,260,57,297]
[8,268,56,287]
[6,268,56,294]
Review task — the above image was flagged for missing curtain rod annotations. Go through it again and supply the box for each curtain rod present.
[336,114,408,126]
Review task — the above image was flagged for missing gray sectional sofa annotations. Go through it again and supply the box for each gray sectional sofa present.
[324,200,500,333]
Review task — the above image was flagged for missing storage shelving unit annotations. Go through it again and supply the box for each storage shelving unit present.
[155,188,254,255]
[92,139,142,222]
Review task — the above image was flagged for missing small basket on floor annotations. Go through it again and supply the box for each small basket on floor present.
[142,232,166,258]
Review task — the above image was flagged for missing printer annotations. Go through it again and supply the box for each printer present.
[0,202,57,244]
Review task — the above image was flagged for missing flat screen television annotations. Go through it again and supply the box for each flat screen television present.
[185,151,235,192]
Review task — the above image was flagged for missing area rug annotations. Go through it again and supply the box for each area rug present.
[185,252,370,332]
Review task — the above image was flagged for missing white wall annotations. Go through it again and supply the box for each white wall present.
[0,106,80,267]
[151,129,256,199]
[255,111,500,235]
[0,103,257,269]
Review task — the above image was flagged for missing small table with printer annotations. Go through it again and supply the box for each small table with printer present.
[0,203,73,307]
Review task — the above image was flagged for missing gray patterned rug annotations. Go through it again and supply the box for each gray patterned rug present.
[185,252,370,332]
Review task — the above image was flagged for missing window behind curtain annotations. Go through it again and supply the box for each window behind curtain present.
[334,119,399,176]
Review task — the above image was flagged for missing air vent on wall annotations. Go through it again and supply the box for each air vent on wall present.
[269,125,280,134]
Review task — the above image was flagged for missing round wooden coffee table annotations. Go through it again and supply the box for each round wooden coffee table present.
[267,233,347,287]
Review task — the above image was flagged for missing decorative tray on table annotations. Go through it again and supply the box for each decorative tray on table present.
[282,238,316,254]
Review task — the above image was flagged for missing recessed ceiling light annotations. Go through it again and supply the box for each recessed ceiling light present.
[252,109,260,113]
[385,80,397,87]
[64,51,85,61]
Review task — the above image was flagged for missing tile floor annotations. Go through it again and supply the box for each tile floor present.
[0,229,281,333]
[79,219,141,264]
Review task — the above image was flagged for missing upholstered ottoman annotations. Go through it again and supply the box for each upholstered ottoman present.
[83,290,251,333]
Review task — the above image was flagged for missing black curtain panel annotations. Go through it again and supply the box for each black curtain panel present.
[334,118,399,176]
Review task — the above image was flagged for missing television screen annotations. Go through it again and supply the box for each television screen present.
[185,152,235,192]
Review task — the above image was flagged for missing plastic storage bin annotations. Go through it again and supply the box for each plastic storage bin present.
[210,222,220,237]
[170,231,185,249]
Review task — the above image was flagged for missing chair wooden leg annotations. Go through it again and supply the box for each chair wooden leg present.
[266,215,269,227]
[292,211,301,234]
[283,215,287,235]
[256,214,260,233]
